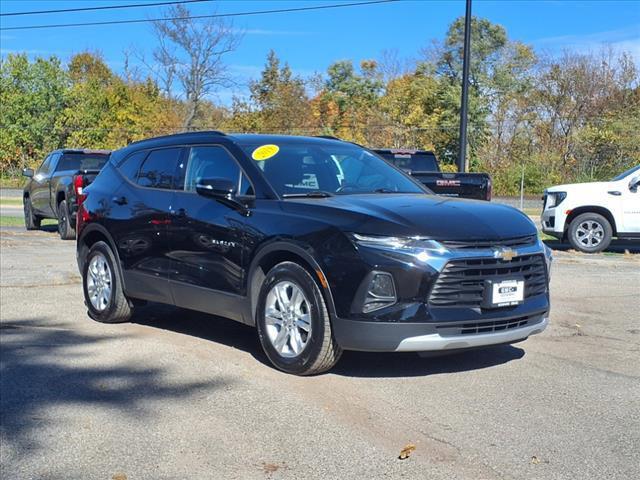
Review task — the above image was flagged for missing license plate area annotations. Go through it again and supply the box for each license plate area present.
[483,278,525,308]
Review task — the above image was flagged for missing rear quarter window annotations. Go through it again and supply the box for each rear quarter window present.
[117,151,148,182]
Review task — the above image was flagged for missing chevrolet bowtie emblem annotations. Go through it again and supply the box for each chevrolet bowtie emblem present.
[494,248,517,261]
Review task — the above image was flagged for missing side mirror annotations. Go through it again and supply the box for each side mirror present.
[630,177,640,193]
[22,168,34,178]
[196,177,237,199]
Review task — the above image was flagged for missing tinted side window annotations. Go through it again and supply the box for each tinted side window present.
[182,146,242,192]
[37,155,54,175]
[118,151,148,182]
[136,148,182,189]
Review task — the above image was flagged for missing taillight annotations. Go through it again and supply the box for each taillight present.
[74,175,86,204]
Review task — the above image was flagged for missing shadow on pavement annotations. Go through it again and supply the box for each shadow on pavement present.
[544,238,639,254]
[0,318,224,453]
[133,305,526,378]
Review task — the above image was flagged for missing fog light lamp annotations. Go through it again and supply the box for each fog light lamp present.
[363,271,397,313]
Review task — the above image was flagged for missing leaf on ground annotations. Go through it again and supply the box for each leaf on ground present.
[531,455,540,464]
[112,474,127,480]
[398,443,416,460]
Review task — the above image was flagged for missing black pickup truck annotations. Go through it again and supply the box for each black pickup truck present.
[373,149,492,201]
[22,149,110,239]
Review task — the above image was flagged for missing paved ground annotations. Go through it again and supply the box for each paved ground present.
[1,225,639,480]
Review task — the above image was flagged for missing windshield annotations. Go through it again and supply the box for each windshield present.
[240,142,425,197]
[57,153,109,172]
[612,164,640,181]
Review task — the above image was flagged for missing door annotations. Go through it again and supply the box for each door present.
[31,153,58,216]
[167,145,252,319]
[109,147,184,304]
[620,174,640,232]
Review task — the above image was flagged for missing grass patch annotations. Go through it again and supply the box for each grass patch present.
[0,216,56,227]
[0,177,25,189]
[0,198,23,206]
[522,208,540,216]
[538,231,557,241]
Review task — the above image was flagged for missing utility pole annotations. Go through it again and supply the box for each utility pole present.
[457,0,472,173]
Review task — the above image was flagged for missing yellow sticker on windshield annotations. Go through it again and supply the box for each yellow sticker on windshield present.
[252,144,280,161]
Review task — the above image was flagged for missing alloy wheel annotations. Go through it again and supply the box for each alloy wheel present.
[264,281,312,358]
[575,220,604,248]
[86,253,113,311]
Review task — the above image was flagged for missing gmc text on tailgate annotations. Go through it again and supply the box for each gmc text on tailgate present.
[374,148,492,201]
[76,132,551,375]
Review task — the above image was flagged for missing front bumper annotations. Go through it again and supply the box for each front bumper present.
[332,304,549,352]
[541,207,565,237]
[330,236,552,352]
[395,316,548,352]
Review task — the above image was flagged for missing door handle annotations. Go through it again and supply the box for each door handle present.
[607,191,621,196]
[112,196,128,205]
[171,208,187,217]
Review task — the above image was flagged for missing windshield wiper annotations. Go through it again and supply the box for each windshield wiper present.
[373,188,399,193]
[282,190,334,198]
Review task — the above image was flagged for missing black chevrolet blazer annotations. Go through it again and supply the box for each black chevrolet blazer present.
[76,132,551,375]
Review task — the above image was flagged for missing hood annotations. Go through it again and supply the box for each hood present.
[282,194,537,241]
[546,181,613,192]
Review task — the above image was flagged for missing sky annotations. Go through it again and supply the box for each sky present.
[1,0,639,104]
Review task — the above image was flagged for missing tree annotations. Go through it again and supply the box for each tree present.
[0,54,68,172]
[314,60,384,143]
[150,4,240,129]
[248,50,311,133]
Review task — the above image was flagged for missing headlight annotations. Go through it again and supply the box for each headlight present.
[543,243,553,279]
[350,234,448,258]
[545,191,566,209]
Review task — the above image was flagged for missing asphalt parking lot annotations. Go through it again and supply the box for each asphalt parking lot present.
[1,224,639,480]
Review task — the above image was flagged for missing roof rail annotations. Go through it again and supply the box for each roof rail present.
[314,135,342,141]
[128,130,226,146]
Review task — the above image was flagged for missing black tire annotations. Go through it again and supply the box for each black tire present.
[256,261,342,375]
[82,241,133,323]
[23,197,41,230]
[568,212,612,253]
[57,199,76,240]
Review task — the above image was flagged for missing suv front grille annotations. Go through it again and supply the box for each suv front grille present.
[428,254,548,308]
[435,315,541,336]
[439,235,537,250]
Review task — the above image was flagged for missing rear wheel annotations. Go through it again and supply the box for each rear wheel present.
[57,199,76,240]
[23,197,41,230]
[568,212,612,253]
[83,241,133,323]
[256,261,342,375]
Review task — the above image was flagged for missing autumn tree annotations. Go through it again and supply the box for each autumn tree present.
[314,59,384,143]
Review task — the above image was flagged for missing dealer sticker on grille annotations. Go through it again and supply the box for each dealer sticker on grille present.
[491,280,524,307]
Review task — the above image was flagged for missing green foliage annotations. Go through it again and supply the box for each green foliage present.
[0,54,68,173]
[1,16,638,196]
[227,50,311,133]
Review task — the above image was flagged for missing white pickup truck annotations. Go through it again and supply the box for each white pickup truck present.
[542,165,640,253]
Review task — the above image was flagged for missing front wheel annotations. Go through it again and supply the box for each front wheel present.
[57,199,76,240]
[256,262,342,375]
[82,241,133,323]
[568,212,612,253]
[24,197,41,230]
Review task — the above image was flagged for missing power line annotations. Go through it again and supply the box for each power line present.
[0,0,399,31]
[0,0,213,17]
